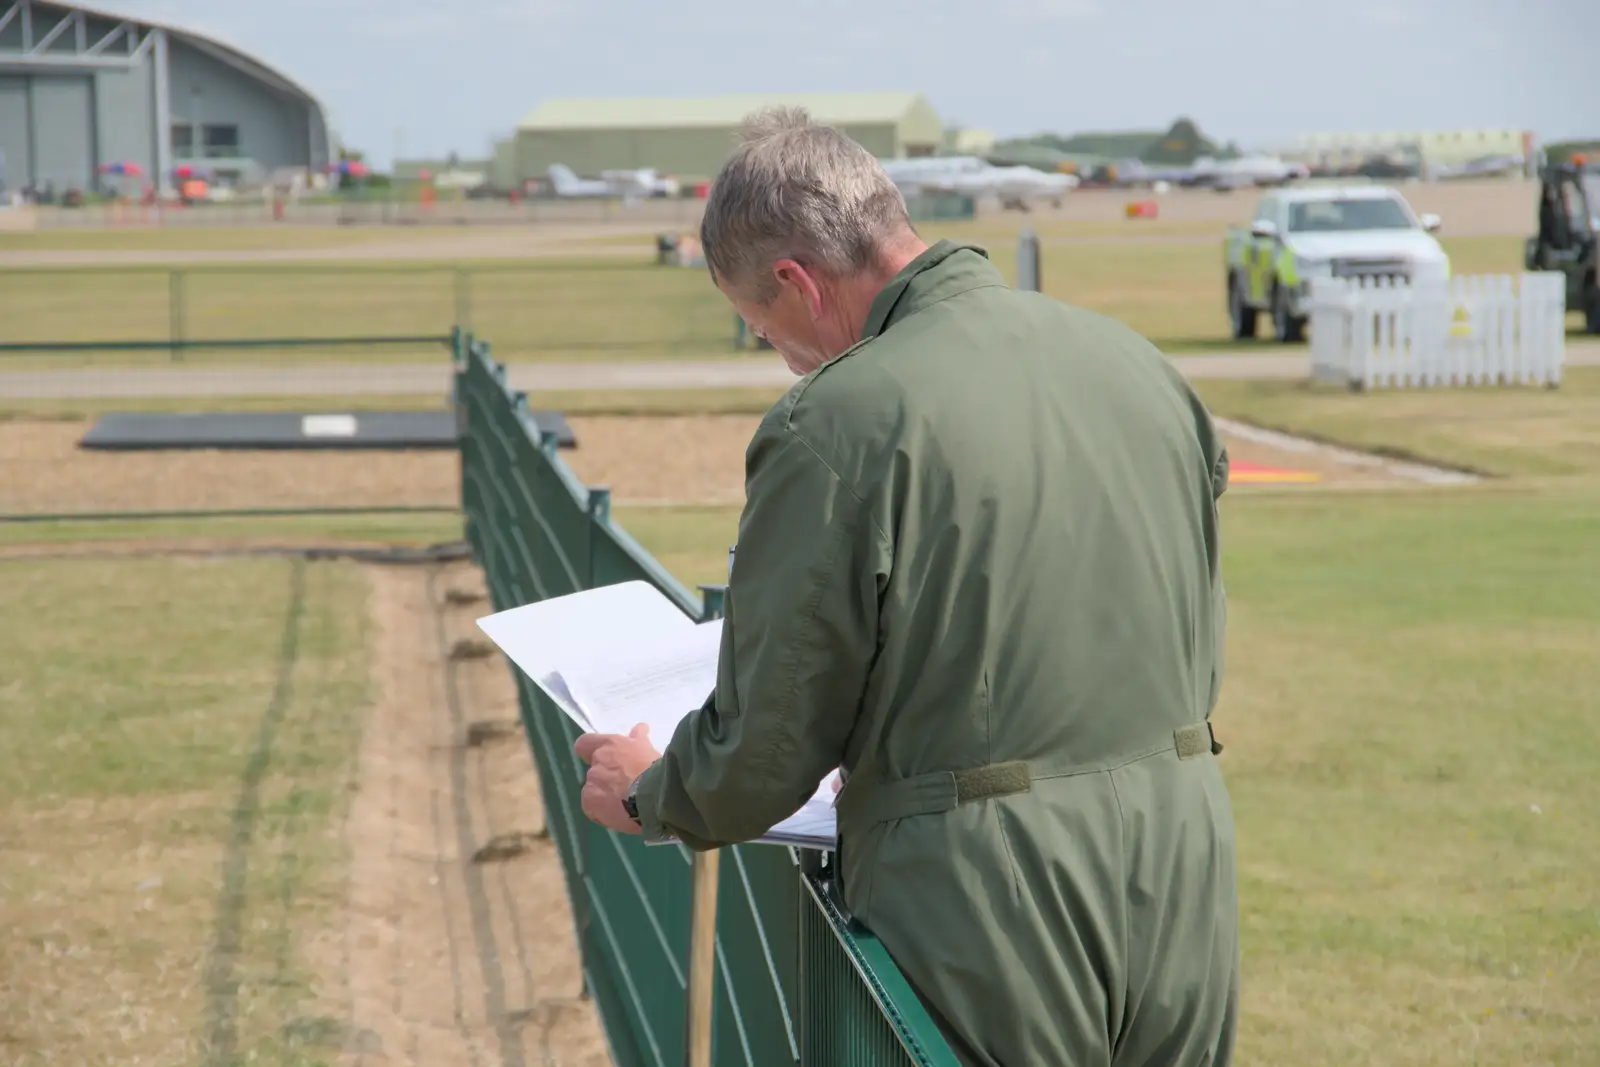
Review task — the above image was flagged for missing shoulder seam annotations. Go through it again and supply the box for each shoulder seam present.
[780,425,893,550]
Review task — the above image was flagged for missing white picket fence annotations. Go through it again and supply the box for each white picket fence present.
[1307,272,1567,390]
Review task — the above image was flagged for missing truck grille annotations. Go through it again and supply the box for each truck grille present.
[1332,258,1409,284]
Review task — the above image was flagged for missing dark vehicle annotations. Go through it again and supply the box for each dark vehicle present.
[1526,160,1600,333]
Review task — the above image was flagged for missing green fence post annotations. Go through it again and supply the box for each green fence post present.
[455,268,473,335]
[168,268,187,362]
[586,486,611,526]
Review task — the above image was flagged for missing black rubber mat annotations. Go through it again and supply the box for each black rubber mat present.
[78,411,577,451]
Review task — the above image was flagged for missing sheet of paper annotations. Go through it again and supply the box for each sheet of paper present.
[476,580,694,731]
[645,768,840,849]
[477,580,842,851]
[536,669,591,733]
[557,619,723,741]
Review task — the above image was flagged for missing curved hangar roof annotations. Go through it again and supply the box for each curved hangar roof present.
[0,0,331,119]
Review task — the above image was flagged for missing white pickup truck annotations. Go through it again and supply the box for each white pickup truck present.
[1222,186,1450,342]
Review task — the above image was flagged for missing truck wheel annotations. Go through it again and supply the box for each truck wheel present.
[1228,275,1257,340]
[1272,285,1306,343]
[1587,283,1600,335]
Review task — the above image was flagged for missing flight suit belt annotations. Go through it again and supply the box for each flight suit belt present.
[835,721,1223,830]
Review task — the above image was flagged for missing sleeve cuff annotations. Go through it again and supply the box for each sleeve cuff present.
[632,760,677,845]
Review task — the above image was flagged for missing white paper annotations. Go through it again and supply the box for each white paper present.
[558,619,723,740]
[476,580,693,723]
[475,580,839,849]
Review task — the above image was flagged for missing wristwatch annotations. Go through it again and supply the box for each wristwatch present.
[622,775,642,825]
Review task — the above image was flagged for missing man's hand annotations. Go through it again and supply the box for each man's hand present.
[574,724,661,836]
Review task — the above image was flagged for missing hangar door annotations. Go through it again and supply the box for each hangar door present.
[30,76,95,191]
[0,77,28,191]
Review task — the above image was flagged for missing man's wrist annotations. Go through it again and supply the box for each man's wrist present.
[629,761,677,844]
[622,773,643,823]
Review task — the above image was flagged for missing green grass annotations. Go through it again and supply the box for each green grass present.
[0,554,372,1066]
[0,231,1557,372]
[1195,366,1600,482]
[909,224,1535,347]
[607,376,1600,1066]
[0,257,739,367]
[1216,490,1599,1066]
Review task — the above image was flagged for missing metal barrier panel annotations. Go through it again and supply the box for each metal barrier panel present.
[456,338,961,1067]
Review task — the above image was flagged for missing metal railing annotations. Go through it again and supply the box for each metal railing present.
[456,333,961,1066]
[0,261,736,361]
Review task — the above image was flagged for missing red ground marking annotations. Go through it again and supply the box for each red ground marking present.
[1230,460,1321,484]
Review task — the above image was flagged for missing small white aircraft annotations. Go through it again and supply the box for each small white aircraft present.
[880,156,1078,211]
[546,163,613,198]
[547,164,678,202]
[600,168,680,198]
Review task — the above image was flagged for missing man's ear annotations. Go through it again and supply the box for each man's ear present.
[773,258,825,319]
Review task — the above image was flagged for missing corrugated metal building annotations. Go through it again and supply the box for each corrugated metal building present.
[515,92,944,185]
[0,0,334,195]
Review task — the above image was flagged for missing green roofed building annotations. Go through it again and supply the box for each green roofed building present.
[514,91,944,185]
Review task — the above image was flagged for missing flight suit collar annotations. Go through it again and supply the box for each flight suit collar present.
[859,239,1002,342]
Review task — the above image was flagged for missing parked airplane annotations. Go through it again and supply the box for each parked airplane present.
[880,156,1078,211]
[1433,154,1527,180]
[546,164,613,198]
[546,164,678,201]
[1111,155,1309,190]
[599,168,680,197]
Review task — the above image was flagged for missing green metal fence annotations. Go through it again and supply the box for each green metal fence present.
[0,260,736,360]
[455,334,961,1066]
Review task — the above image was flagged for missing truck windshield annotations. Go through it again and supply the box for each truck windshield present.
[1584,176,1600,228]
[1287,198,1414,232]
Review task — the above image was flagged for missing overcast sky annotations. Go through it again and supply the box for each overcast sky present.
[93,0,1597,167]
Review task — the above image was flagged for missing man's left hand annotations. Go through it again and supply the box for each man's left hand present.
[574,724,660,835]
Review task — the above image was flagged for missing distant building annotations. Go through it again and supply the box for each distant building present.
[943,126,996,156]
[0,0,335,195]
[1285,129,1536,177]
[514,92,944,185]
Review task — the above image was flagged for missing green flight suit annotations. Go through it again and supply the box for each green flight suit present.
[634,239,1239,1067]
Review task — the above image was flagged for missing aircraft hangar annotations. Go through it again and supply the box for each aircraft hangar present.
[0,0,335,196]
[513,91,945,186]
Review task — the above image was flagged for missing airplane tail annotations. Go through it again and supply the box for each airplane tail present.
[547,163,579,194]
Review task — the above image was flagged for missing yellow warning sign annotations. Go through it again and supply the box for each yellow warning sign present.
[1450,304,1473,338]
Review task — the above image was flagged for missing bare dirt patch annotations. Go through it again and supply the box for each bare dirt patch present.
[561,414,759,505]
[1,420,458,515]
[1,405,1425,523]
[557,413,1419,503]
[330,561,608,1067]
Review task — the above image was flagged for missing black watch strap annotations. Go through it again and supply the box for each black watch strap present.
[622,776,641,823]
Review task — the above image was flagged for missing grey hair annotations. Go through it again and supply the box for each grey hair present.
[700,106,913,303]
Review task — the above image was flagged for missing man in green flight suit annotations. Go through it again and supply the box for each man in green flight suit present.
[575,107,1239,1066]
